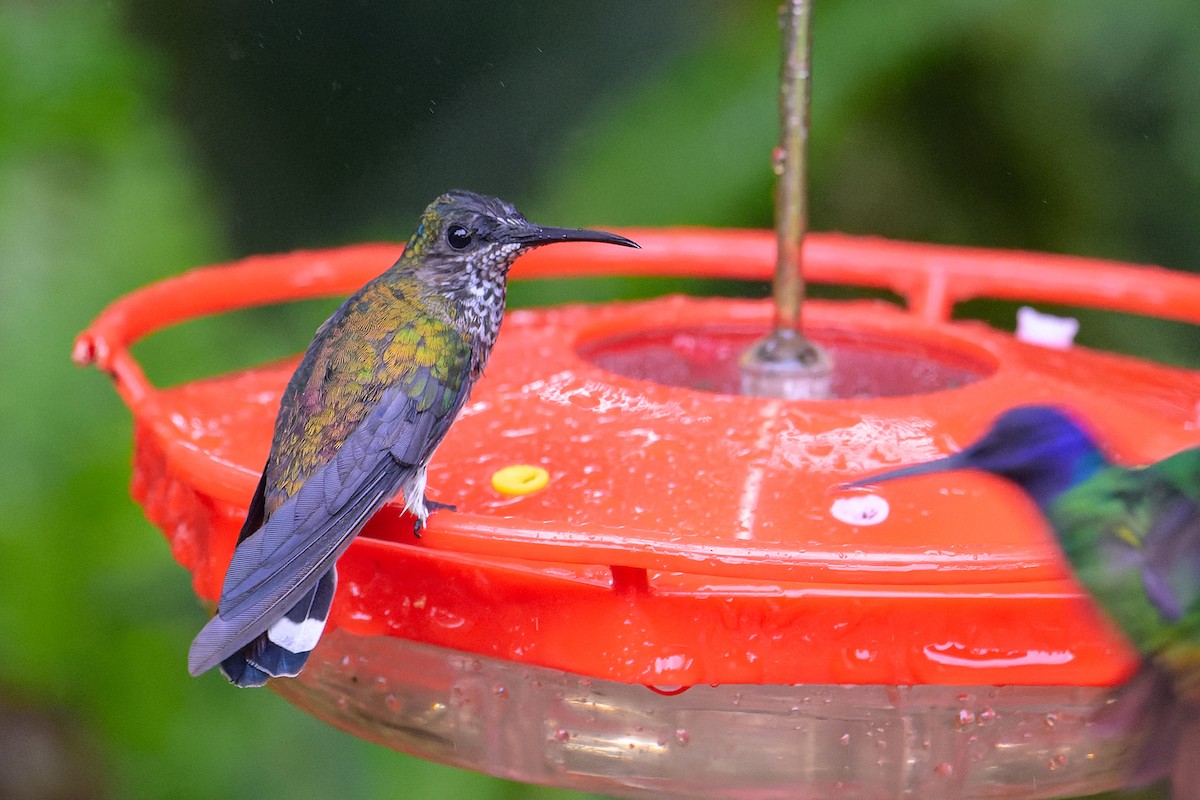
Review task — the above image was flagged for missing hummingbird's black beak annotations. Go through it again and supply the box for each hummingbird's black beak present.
[509,225,639,249]
[841,453,967,490]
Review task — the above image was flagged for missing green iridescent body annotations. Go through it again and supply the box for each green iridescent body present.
[265,273,471,515]
[1050,448,1200,701]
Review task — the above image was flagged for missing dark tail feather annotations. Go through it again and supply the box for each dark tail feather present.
[1171,715,1200,800]
[219,652,271,688]
[1094,664,1196,792]
[217,569,337,688]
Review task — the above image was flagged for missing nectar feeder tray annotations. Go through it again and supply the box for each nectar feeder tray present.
[76,229,1200,799]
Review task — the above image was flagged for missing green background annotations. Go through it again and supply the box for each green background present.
[3,0,1196,797]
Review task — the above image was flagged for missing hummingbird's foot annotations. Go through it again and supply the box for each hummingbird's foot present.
[412,498,457,538]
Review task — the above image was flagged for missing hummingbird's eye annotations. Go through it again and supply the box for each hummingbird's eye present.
[446,225,472,250]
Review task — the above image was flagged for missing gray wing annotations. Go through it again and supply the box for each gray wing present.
[1139,493,1200,623]
[187,382,459,677]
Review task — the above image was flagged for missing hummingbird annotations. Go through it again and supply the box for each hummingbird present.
[187,190,638,687]
[847,405,1200,794]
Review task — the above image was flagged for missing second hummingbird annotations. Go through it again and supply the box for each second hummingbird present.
[188,190,638,687]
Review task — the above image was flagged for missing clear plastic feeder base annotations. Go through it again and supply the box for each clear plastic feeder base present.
[279,630,1136,800]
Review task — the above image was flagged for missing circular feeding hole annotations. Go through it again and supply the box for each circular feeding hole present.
[578,325,995,398]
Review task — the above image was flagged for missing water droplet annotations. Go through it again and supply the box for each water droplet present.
[771,146,787,176]
[385,694,401,712]
[493,685,508,698]
[934,762,954,778]
[430,607,466,629]
[1045,712,1058,728]
[554,729,570,743]
[956,708,976,729]
[674,729,690,746]
[838,733,850,747]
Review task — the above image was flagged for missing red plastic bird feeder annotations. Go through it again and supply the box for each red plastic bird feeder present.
[76,230,1200,798]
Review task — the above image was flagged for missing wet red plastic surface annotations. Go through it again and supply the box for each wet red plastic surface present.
[76,229,1200,687]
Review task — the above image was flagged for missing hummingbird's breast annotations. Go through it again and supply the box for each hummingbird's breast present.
[453,244,517,376]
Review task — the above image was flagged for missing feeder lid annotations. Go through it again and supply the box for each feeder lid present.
[75,230,1200,688]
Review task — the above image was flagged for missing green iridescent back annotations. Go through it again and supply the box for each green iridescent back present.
[264,271,471,515]
[1050,448,1200,699]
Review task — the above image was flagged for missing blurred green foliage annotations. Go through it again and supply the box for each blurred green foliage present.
[3,0,1197,797]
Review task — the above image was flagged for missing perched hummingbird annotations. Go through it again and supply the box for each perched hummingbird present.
[187,190,637,687]
[848,405,1200,794]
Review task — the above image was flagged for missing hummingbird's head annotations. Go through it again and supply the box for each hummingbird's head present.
[402,190,637,301]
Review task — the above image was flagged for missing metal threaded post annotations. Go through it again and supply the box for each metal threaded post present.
[740,0,833,399]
